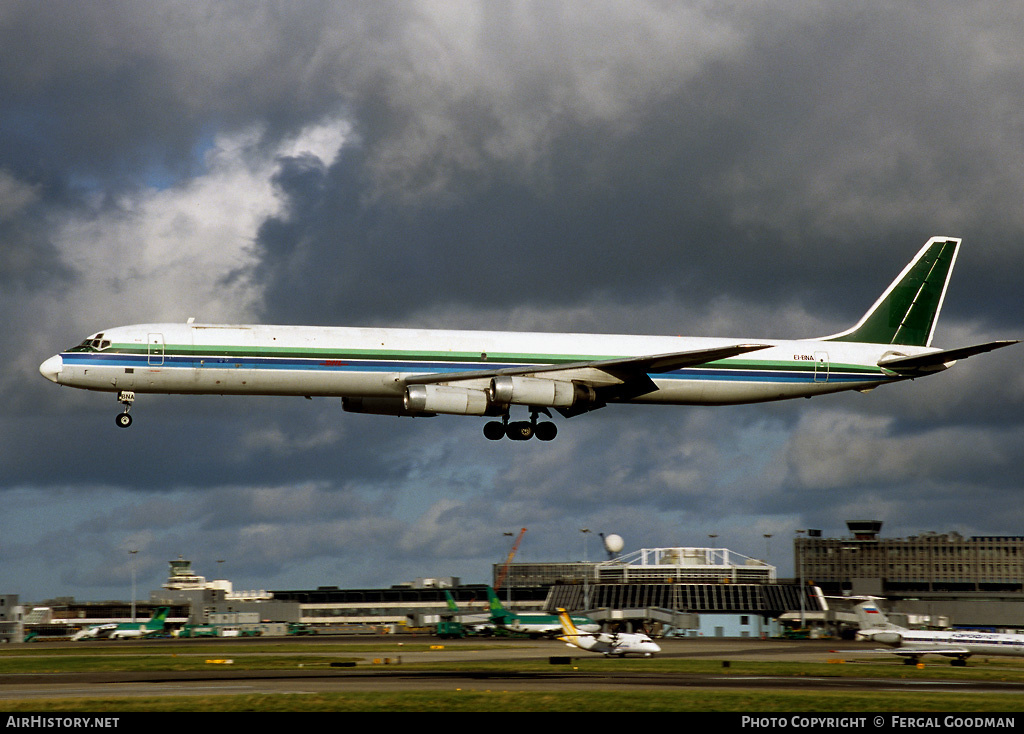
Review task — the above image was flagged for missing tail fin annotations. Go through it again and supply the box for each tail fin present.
[146,607,170,628]
[557,608,583,644]
[444,590,459,613]
[853,601,902,630]
[486,587,510,619]
[825,237,959,347]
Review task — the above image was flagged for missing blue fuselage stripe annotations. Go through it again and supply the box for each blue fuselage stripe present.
[61,352,889,385]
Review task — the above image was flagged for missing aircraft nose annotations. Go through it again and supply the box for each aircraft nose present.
[39,354,63,383]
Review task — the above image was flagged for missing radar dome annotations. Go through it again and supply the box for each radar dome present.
[603,534,624,554]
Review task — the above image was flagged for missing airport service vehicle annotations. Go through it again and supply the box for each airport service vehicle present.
[39,237,1017,439]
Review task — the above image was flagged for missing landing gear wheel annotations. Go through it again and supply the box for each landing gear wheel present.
[483,421,506,440]
[534,422,557,441]
[115,390,135,429]
[506,421,534,440]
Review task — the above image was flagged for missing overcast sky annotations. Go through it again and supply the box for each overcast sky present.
[3,1,1023,603]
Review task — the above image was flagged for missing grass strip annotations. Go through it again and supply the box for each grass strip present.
[4,689,1024,713]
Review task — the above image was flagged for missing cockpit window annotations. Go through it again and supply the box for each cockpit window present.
[69,333,111,352]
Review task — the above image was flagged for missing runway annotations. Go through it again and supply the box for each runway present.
[3,637,1024,702]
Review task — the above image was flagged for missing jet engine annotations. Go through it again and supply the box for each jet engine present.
[487,375,596,408]
[857,630,902,645]
[341,396,436,417]
[404,384,492,416]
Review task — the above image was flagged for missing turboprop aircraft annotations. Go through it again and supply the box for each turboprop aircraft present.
[71,607,170,641]
[846,600,1024,666]
[39,237,1017,440]
[557,608,661,657]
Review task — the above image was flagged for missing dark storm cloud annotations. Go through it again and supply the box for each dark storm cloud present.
[0,1,348,188]
[0,180,71,289]
[243,3,1024,334]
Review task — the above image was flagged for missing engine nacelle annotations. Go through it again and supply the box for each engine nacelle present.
[857,630,902,646]
[871,631,903,646]
[342,396,436,417]
[404,384,492,416]
[488,375,596,408]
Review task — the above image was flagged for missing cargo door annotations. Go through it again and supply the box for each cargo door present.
[147,333,165,366]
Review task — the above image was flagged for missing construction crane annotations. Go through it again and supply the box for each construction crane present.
[495,528,527,592]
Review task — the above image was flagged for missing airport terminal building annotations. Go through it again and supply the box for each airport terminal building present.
[798,521,1024,630]
[13,548,823,641]
[269,546,819,639]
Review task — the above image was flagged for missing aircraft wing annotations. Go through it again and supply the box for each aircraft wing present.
[404,343,773,386]
[879,340,1019,375]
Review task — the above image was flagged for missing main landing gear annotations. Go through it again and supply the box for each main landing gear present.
[115,390,135,428]
[483,410,558,441]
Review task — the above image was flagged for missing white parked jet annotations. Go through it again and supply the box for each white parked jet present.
[486,586,599,637]
[556,608,661,657]
[70,607,170,641]
[850,600,1024,666]
[39,237,1017,439]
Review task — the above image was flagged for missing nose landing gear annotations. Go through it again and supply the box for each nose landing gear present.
[483,409,558,441]
[115,391,135,428]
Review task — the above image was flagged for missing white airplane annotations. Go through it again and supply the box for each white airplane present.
[556,608,661,657]
[39,237,1017,439]
[485,586,599,637]
[849,600,1024,666]
[71,607,170,641]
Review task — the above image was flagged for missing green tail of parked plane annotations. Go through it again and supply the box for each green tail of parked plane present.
[41,237,1017,438]
[443,589,460,614]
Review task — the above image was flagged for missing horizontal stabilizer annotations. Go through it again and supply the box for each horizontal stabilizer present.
[879,340,1019,374]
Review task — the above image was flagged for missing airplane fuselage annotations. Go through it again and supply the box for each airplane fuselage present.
[500,613,600,636]
[40,322,918,405]
[863,627,1024,657]
[565,630,662,657]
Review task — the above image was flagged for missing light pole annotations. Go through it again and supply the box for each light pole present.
[580,528,592,610]
[128,549,138,623]
[795,529,806,629]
